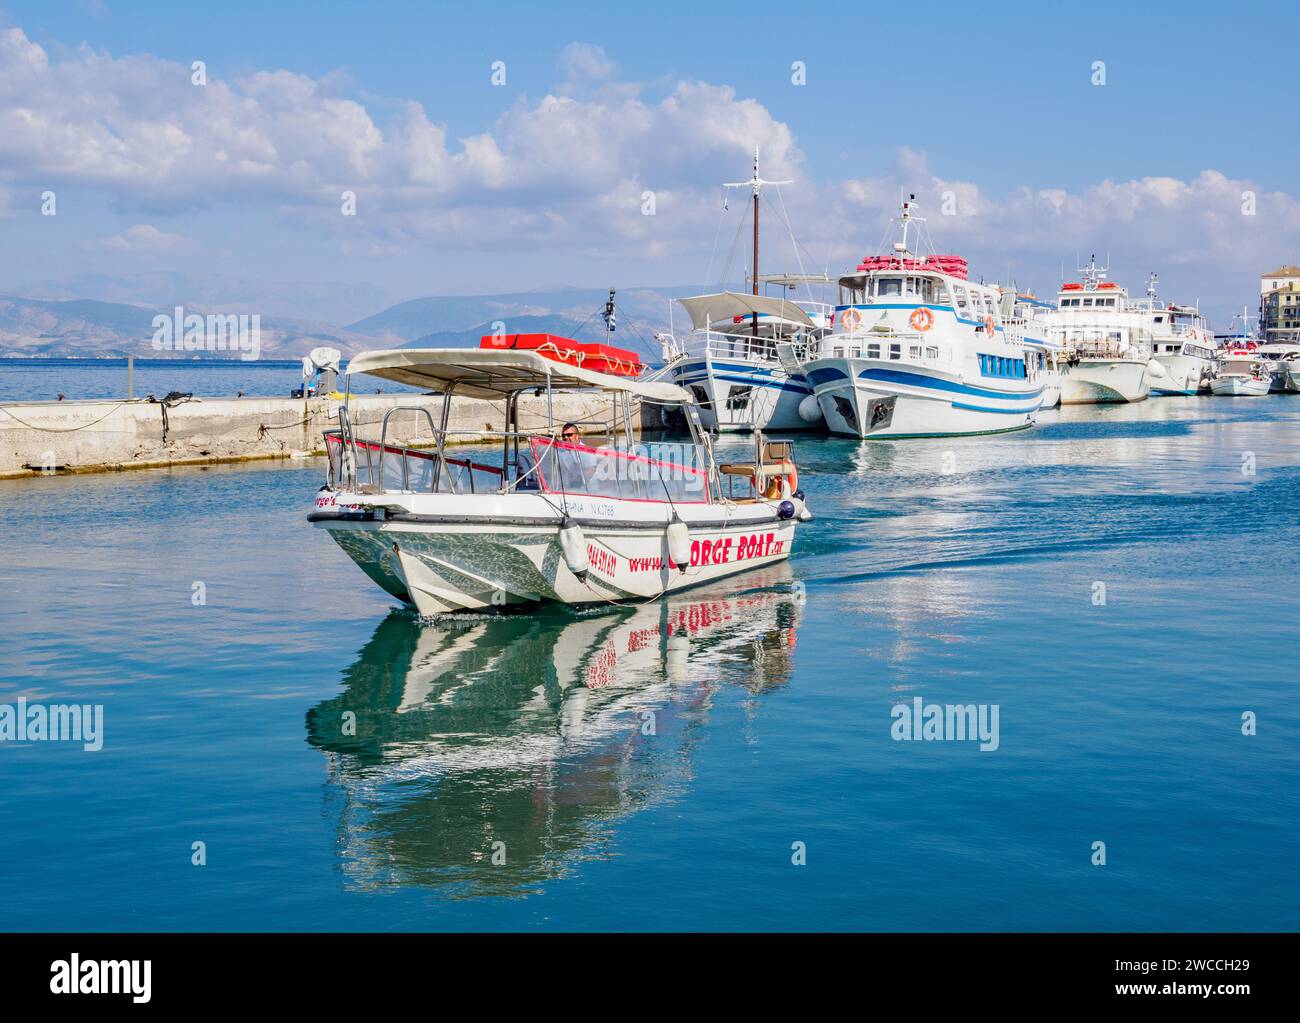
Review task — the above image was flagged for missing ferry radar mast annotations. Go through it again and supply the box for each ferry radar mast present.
[725,146,791,336]
[1080,254,1109,292]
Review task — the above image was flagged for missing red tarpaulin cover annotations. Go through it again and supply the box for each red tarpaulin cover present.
[856,254,969,280]
[479,333,644,377]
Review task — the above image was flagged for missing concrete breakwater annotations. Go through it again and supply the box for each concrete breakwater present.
[0,392,631,480]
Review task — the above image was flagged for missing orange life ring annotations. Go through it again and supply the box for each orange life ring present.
[909,307,934,331]
[840,308,864,331]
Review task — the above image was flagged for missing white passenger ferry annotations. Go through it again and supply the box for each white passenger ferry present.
[797,198,1050,438]
[1043,258,1156,403]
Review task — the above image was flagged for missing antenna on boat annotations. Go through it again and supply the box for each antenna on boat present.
[1080,253,1108,292]
[725,146,790,336]
[894,194,924,257]
[1146,271,1158,301]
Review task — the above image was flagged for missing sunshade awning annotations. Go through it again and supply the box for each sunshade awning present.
[677,291,815,331]
[345,348,690,403]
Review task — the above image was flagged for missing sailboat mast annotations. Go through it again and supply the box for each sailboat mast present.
[752,148,760,337]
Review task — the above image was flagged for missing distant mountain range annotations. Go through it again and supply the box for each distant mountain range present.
[0,277,710,360]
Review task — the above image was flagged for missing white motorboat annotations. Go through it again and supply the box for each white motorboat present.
[310,347,811,615]
[1042,257,1155,404]
[1210,349,1271,396]
[797,197,1049,438]
[661,289,828,432]
[1256,343,1300,393]
[1146,276,1217,396]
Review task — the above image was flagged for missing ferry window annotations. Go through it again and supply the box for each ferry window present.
[926,346,939,359]
[1082,297,1094,306]
[953,286,968,313]
[909,345,921,359]
[934,284,951,305]
[889,343,901,360]
[866,343,880,359]
[877,277,902,298]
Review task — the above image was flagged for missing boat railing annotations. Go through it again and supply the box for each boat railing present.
[677,327,819,364]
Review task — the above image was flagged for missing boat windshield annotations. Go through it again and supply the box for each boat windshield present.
[527,438,710,504]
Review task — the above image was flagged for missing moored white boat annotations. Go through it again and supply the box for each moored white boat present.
[1256,342,1300,393]
[661,290,827,432]
[310,347,811,615]
[1147,277,1217,396]
[1042,258,1154,404]
[1209,349,1271,396]
[796,198,1048,438]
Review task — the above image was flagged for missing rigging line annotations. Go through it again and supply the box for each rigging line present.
[717,199,751,292]
[771,184,816,304]
[702,187,729,289]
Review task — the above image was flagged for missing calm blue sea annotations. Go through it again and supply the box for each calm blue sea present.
[1,387,1298,931]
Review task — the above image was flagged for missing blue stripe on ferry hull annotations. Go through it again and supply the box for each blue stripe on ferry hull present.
[675,367,812,395]
[856,367,1042,404]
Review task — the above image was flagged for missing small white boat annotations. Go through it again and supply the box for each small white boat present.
[1210,349,1271,396]
[661,290,827,432]
[310,347,811,615]
[1256,343,1300,393]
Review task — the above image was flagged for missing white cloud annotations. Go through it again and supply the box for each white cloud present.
[1,24,1298,312]
[82,223,186,253]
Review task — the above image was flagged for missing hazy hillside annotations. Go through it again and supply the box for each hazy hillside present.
[348,285,700,343]
[0,282,719,360]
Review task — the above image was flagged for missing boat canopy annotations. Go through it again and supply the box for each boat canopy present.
[677,291,815,331]
[345,348,690,403]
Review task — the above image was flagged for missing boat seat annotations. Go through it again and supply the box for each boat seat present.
[763,441,791,461]
[718,462,757,476]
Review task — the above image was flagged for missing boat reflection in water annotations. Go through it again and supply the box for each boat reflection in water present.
[305,564,801,896]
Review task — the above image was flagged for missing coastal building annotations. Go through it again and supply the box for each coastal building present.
[1260,266,1300,341]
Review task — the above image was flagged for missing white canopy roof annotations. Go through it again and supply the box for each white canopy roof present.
[677,291,815,331]
[345,348,690,403]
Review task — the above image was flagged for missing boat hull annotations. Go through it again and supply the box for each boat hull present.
[804,359,1041,438]
[669,354,819,432]
[1039,370,1062,409]
[311,492,798,615]
[1209,376,1270,397]
[1152,353,1212,396]
[1059,359,1150,403]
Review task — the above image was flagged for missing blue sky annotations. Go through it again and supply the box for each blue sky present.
[0,0,1294,324]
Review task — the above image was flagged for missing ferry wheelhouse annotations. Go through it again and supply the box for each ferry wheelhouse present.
[1043,258,1156,403]
[798,198,1050,438]
[309,345,811,616]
